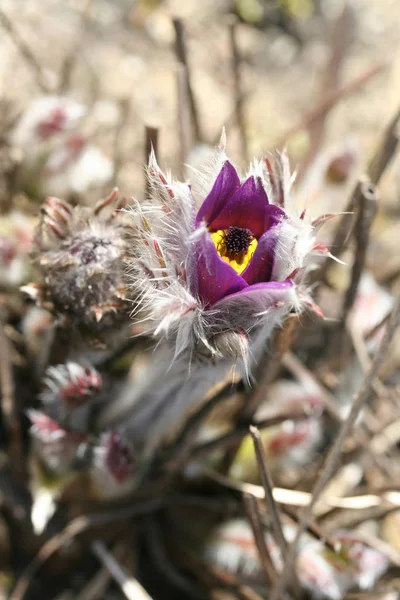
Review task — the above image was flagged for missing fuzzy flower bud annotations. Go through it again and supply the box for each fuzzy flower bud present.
[40,362,102,433]
[90,430,136,500]
[0,211,35,287]
[130,139,322,366]
[28,409,88,476]
[24,189,133,329]
[9,96,112,198]
[205,520,389,599]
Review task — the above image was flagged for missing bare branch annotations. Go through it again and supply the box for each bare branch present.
[228,17,248,163]
[243,493,277,587]
[269,294,400,600]
[249,426,288,559]
[172,18,202,143]
[0,9,52,92]
[91,540,153,600]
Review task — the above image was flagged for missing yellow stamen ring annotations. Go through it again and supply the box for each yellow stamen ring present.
[211,228,258,275]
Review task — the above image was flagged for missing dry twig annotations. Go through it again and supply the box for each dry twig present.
[274,61,387,151]
[243,493,277,586]
[176,64,192,177]
[91,540,153,600]
[0,313,25,483]
[341,179,377,322]
[296,1,354,181]
[269,294,400,600]
[172,18,202,143]
[318,104,400,283]
[0,9,52,92]
[111,98,131,186]
[220,314,299,472]
[228,17,248,163]
[249,426,288,558]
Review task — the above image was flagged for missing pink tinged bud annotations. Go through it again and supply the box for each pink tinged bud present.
[10,97,86,149]
[256,380,323,468]
[36,106,68,140]
[42,363,102,409]
[205,519,262,576]
[324,533,389,591]
[40,363,102,435]
[326,151,356,183]
[296,547,343,600]
[28,410,87,475]
[105,432,136,484]
[91,431,136,499]
[0,237,17,266]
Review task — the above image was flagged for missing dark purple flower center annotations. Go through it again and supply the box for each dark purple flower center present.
[222,226,254,260]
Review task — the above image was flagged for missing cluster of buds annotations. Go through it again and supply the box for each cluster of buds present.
[29,362,136,532]
[231,379,323,482]
[130,138,329,368]
[29,361,103,473]
[205,520,389,599]
[23,189,133,330]
[9,96,112,199]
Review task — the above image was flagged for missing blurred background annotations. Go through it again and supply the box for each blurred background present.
[1,0,399,199]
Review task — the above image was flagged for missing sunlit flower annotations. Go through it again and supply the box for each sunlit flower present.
[131,139,321,365]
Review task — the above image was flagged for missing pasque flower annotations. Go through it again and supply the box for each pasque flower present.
[132,139,320,363]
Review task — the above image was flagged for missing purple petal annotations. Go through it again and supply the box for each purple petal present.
[195,161,240,227]
[213,280,295,330]
[241,224,280,285]
[217,279,294,308]
[213,280,295,333]
[264,204,286,231]
[208,176,269,239]
[193,229,248,306]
